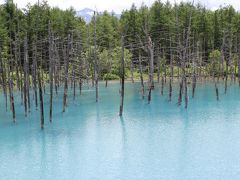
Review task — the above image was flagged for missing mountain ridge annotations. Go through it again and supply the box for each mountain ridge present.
[76,8,121,23]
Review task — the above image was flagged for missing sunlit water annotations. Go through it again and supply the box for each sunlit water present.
[1,81,240,180]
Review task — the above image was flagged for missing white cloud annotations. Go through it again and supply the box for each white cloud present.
[0,0,239,13]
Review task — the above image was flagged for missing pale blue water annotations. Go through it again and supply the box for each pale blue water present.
[1,81,240,180]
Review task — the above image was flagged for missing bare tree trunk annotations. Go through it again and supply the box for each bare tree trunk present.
[178,78,183,106]
[7,59,16,123]
[105,48,112,88]
[225,60,228,94]
[139,52,144,99]
[14,41,20,91]
[169,39,173,101]
[39,39,45,95]
[192,42,198,99]
[0,46,8,112]
[94,11,99,102]
[54,44,59,95]
[238,37,240,86]
[184,76,188,109]
[192,73,197,98]
[79,52,83,95]
[182,1,194,109]
[221,34,226,81]
[229,35,234,83]
[25,39,31,114]
[33,43,38,110]
[7,37,16,122]
[63,35,71,112]
[38,67,44,129]
[238,54,240,86]
[73,70,76,100]
[23,37,28,116]
[157,47,160,83]
[130,61,134,83]
[161,74,164,96]
[119,36,125,116]
[147,36,154,104]
[213,63,219,101]
[49,22,53,122]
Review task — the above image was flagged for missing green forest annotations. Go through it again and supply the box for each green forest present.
[0,0,240,126]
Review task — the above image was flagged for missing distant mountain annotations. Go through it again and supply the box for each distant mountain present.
[76,8,94,23]
[76,8,121,23]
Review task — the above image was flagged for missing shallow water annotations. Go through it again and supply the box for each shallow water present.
[1,81,240,180]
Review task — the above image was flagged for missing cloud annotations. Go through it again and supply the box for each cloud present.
[0,0,239,13]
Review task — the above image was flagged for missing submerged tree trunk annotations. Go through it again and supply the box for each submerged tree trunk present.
[130,61,134,83]
[49,22,54,122]
[192,42,199,99]
[157,47,160,84]
[7,59,16,123]
[63,36,71,112]
[184,75,188,109]
[192,73,197,98]
[23,37,28,116]
[169,39,173,101]
[33,43,38,110]
[37,67,44,129]
[105,49,112,88]
[148,36,154,104]
[139,52,144,99]
[94,11,99,102]
[225,61,228,94]
[178,78,183,106]
[161,74,164,96]
[7,35,16,123]
[73,70,76,100]
[78,49,83,95]
[238,51,240,87]
[119,36,125,116]
[0,46,8,112]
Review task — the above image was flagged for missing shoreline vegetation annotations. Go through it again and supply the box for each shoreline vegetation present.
[0,0,240,128]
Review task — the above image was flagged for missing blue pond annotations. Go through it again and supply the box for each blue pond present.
[0,81,240,180]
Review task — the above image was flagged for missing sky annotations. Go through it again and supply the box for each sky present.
[0,0,239,13]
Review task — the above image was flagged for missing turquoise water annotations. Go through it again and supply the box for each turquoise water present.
[1,81,240,180]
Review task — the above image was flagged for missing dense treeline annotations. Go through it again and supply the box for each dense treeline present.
[0,0,240,127]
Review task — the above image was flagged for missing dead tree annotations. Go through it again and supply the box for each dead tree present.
[161,49,165,96]
[54,43,60,95]
[37,67,44,129]
[73,70,76,100]
[0,46,8,112]
[48,22,54,122]
[148,36,154,90]
[8,39,16,123]
[119,36,125,116]
[33,43,38,110]
[23,37,28,116]
[94,11,99,102]
[169,38,173,101]
[147,36,154,104]
[182,1,194,109]
[105,47,113,88]
[175,3,184,106]
[7,58,16,123]
[79,53,83,95]
[62,35,71,112]
[157,46,161,83]
[138,51,144,99]
[211,53,219,101]
[192,41,199,98]
[130,44,134,83]
[238,37,240,86]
